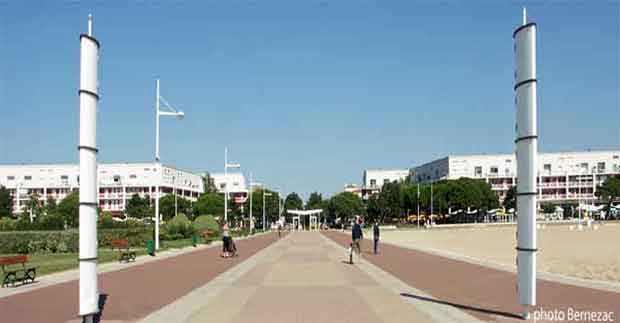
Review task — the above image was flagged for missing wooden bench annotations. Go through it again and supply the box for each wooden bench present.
[1,255,38,288]
[111,239,136,263]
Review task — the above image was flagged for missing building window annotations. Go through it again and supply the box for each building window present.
[24,176,32,180]
[490,167,498,174]
[543,164,551,172]
[370,179,376,187]
[613,155,619,160]
[474,166,482,177]
[61,175,69,180]
[597,162,605,172]
[505,168,510,175]
[383,179,390,185]
[113,175,121,183]
[129,174,137,179]
[7,176,15,181]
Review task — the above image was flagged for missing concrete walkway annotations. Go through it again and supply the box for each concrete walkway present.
[149,231,473,323]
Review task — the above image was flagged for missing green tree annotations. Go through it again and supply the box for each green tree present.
[377,181,404,223]
[596,177,620,213]
[194,192,224,218]
[159,194,191,221]
[0,186,13,218]
[284,192,303,211]
[541,202,556,214]
[328,192,364,223]
[250,189,280,228]
[24,192,45,221]
[202,173,218,194]
[57,190,80,227]
[503,186,516,211]
[305,192,323,210]
[125,194,151,219]
[45,197,58,216]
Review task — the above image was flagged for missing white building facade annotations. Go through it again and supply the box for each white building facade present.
[0,163,204,216]
[361,169,410,199]
[413,150,620,203]
[209,172,248,204]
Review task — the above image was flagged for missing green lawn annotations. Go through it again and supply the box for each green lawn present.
[2,232,259,278]
[2,238,198,277]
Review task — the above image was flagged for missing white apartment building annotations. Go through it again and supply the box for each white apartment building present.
[413,150,620,203]
[0,163,204,216]
[209,172,249,204]
[361,169,410,199]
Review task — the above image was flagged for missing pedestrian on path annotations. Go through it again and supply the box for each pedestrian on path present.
[373,221,380,254]
[222,223,231,258]
[351,216,363,263]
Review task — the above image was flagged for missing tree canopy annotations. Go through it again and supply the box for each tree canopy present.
[159,194,191,221]
[596,176,620,208]
[327,192,364,223]
[193,192,224,218]
[57,190,79,227]
[284,192,303,211]
[125,193,151,219]
[305,192,324,210]
[0,186,13,218]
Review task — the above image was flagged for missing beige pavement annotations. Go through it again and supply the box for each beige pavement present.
[147,231,471,323]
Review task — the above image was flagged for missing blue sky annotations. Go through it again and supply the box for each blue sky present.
[0,1,618,199]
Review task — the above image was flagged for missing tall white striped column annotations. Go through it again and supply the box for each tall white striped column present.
[514,8,538,319]
[78,14,100,321]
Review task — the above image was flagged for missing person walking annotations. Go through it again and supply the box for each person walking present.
[372,221,380,254]
[351,216,363,263]
[221,223,231,258]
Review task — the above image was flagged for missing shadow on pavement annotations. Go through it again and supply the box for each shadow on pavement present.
[400,292,523,320]
[93,293,109,323]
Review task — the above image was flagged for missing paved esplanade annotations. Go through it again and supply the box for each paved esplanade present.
[145,232,451,323]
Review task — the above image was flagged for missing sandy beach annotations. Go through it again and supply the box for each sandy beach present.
[376,222,620,283]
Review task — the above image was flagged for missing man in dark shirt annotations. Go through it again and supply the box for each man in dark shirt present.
[372,221,380,254]
[351,216,363,263]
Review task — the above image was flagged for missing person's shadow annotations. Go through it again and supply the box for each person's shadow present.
[400,293,522,320]
[91,293,109,323]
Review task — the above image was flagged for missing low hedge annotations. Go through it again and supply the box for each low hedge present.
[0,230,79,254]
[0,228,154,254]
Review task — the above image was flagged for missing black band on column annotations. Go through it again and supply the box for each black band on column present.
[514,78,537,91]
[78,145,99,153]
[516,192,537,196]
[80,34,101,48]
[515,135,538,143]
[513,22,537,38]
[79,202,99,207]
[516,247,538,252]
[78,257,98,261]
[79,89,100,100]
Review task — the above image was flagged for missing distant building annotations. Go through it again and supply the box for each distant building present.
[209,172,249,204]
[413,150,620,203]
[0,163,204,216]
[361,169,410,200]
[343,184,362,198]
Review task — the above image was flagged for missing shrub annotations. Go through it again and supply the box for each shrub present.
[0,217,16,231]
[38,213,65,230]
[192,215,220,235]
[0,230,79,254]
[98,228,152,248]
[164,213,195,239]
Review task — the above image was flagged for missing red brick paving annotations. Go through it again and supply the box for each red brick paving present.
[0,233,280,323]
[323,231,620,322]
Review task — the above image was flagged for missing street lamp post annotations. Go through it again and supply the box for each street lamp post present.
[154,78,185,250]
[263,191,272,231]
[249,177,263,234]
[224,147,241,223]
